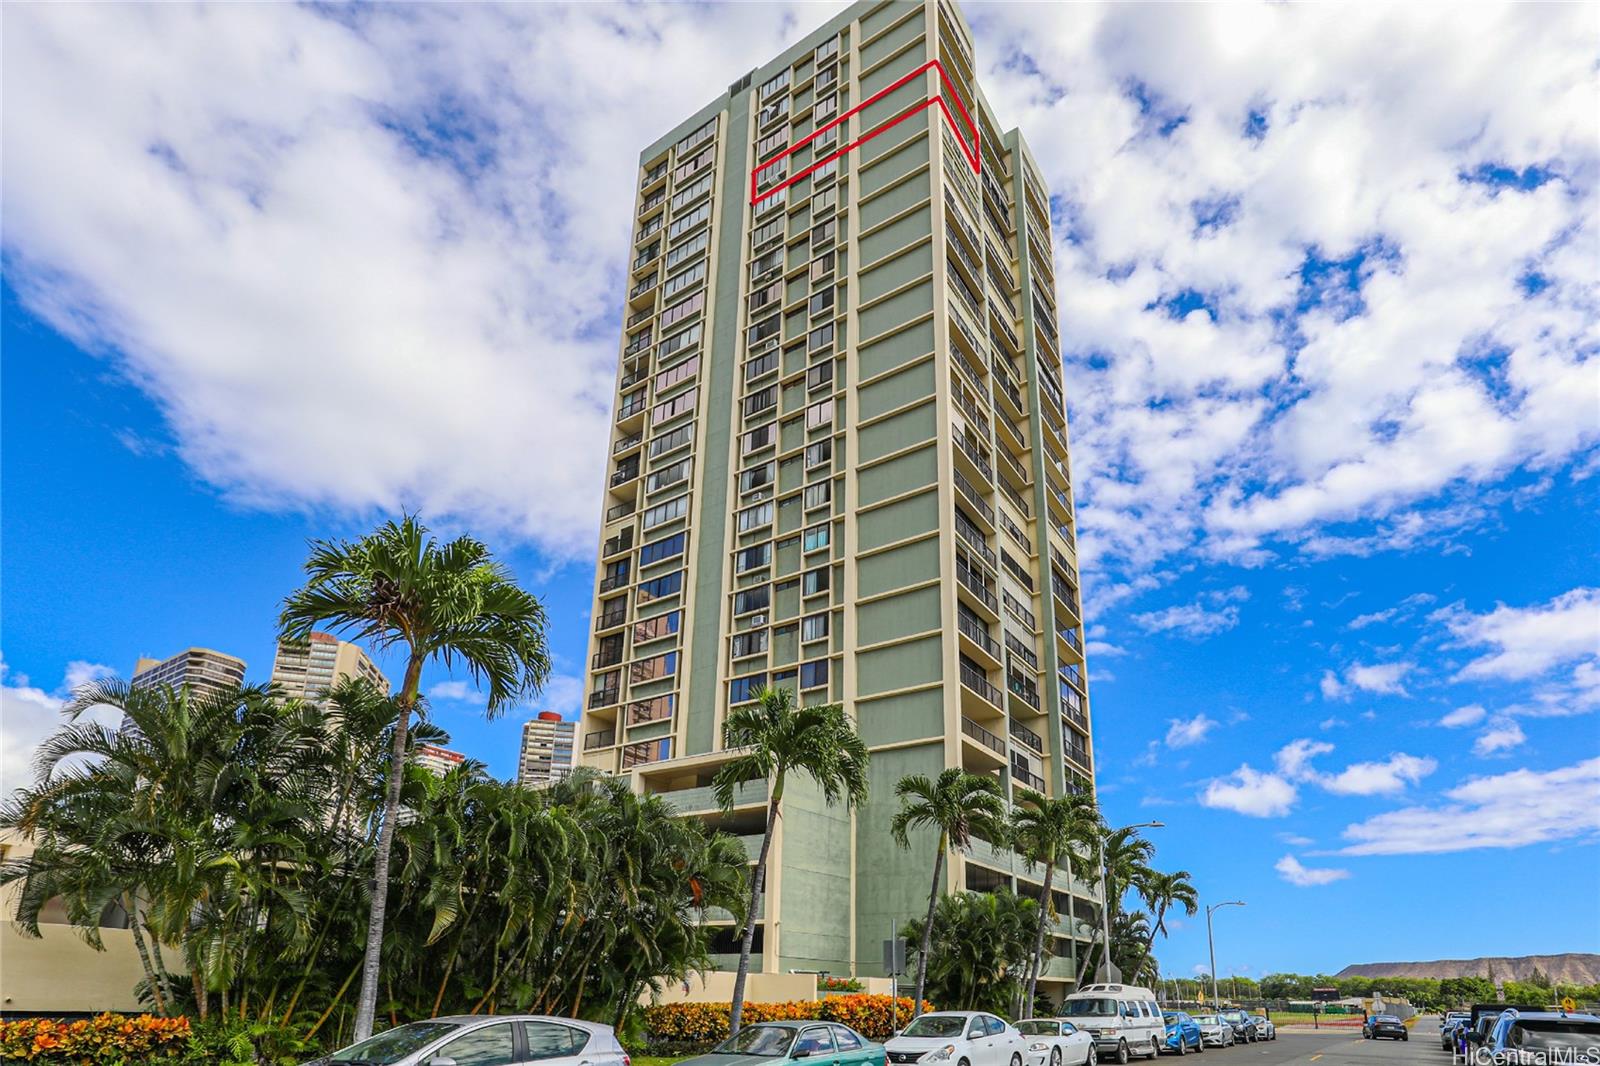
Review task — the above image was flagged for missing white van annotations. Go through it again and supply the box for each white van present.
[1059,984,1165,1063]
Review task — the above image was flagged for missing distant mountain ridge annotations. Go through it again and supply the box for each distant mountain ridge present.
[1337,954,1600,985]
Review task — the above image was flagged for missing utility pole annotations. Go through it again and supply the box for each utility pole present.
[1205,900,1245,1006]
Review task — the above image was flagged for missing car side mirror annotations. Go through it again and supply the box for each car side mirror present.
[427,1058,459,1066]
[793,1049,812,1059]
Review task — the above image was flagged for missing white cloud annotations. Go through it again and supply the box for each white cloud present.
[1275,854,1351,887]
[427,680,478,703]
[1132,601,1241,638]
[1086,640,1127,658]
[1198,764,1298,817]
[1436,587,1600,682]
[1341,757,1600,855]
[1440,704,1488,728]
[534,673,585,719]
[1277,832,1314,847]
[1165,713,1217,748]
[1274,738,1333,779]
[0,657,120,797]
[1322,661,1413,700]
[1473,719,1526,756]
[1319,753,1437,795]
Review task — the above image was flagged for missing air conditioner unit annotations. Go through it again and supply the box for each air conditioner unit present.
[750,614,768,627]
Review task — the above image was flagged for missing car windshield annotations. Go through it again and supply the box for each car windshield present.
[1374,1016,1401,1024]
[716,1026,798,1058]
[1511,1022,1600,1054]
[1163,1015,1183,1024]
[1017,1022,1060,1037]
[901,1016,968,1038]
[1063,999,1118,1018]
[328,1022,462,1064]
[1192,1016,1218,1025]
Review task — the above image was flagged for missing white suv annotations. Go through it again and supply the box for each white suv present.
[1059,985,1164,1064]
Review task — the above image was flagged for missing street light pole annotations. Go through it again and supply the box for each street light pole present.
[1095,820,1164,983]
[1205,900,1245,1005]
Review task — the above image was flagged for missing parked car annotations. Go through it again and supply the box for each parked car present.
[1246,1017,1274,1042]
[1363,1015,1408,1041]
[301,1015,629,1066]
[886,1011,1025,1066]
[1159,1012,1203,1056]
[1478,1009,1600,1064]
[1441,1013,1470,1051]
[1016,1018,1097,1066]
[1217,1011,1256,1044]
[1189,1016,1233,1049]
[681,1021,884,1066]
[1060,984,1166,1063]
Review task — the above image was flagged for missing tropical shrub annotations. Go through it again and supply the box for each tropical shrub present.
[818,976,864,992]
[644,994,925,1048]
[0,1013,190,1062]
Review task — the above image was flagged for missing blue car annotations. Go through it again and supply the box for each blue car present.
[1161,1012,1203,1056]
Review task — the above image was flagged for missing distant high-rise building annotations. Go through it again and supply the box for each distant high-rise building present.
[577,0,1097,995]
[413,743,466,777]
[131,647,247,700]
[270,632,389,703]
[518,712,577,789]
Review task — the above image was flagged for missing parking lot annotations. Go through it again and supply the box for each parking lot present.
[1189,1018,1439,1066]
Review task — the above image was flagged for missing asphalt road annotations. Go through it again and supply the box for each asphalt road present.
[1168,1018,1443,1066]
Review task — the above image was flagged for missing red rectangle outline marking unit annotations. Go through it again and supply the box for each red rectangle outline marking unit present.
[750,58,978,205]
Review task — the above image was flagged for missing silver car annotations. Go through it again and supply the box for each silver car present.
[301,1015,629,1066]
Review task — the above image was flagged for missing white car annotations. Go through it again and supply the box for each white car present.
[1016,1018,1097,1066]
[1247,1017,1275,1042]
[1188,1016,1234,1049]
[886,1012,1027,1066]
[302,1015,630,1066]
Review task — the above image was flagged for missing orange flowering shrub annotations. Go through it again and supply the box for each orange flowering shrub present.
[645,994,929,1048]
[0,1013,191,1062]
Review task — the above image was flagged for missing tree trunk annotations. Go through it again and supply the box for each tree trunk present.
[149,931,176,1015]
[1024,860,1055,1018]
[193,967,208,1022]
[1133,901,1167,986]
[125,892,168,1017]
[351,653,424,1043]
[730,778,783,1036]
[1063,850,1077,990]
[911,832,946,1019]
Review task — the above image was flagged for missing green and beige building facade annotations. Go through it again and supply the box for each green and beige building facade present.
[579,0,1101,996]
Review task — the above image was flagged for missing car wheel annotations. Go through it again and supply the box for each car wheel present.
[1053,1048,1063,1066]
[1151,1039,1162,1060]
[1087,1046,1098,1066]
[1175,1035,1186,1057]
[1013,1054,1024,1066]
[1117,1040,1131,1065]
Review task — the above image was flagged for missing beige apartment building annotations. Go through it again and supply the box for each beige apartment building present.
[518,712,577,789]
[130,646,247,699]
[578,0,1100,996]
[269,631,390,702]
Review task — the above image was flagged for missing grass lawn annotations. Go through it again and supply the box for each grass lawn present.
[632,1056,689,1066]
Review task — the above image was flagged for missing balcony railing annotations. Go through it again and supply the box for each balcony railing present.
[590,644,623,669]
[628,273,658,299]
[1064,743,1092,770]
[602,528,633,557]
[1052,577,1081,620]
[639,188,666,215]
[587,688,619,710]
[604,500,636,523]
[953,386,991,433]
[1000,478,1031,519]
[959,662,1004,709]
[597,571,628,594]
[610,464,639,489]
[961,715,1006,756]
[1009,720,1044,754]
[957,613,1002,660]
[595,605,627,630]
[1005,631,1039,672]
[626,307,653,329]
[642,162,667,186]
[616,395,647,422]
[613,432,642,455]
[584,729,615,751]
[1007,671,1041,710]
[954,516,997,569]
[1012,764,1046,793]
[955,559,999,613]
[954,429,993,481]
[953,469,994,525]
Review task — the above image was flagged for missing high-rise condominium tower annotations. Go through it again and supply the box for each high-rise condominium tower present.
[578,0,1098,995]
[132,647,247,700]
[518,712,578,789]
[269,632,390,703]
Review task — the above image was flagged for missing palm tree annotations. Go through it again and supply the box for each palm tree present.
[891,768,1007,1018]
[279,515,550,1041]
[1133,869,1198,980]
[900,889,1039,1015]
[712,686,869,1034]
[1077,825,1155,987]
[1010,788,1099,1018]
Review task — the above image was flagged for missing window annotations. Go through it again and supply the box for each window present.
[805,397,834,429]
[751,217,784,249]
[803,523,830,552]
[815,36,839,63]
[654,354,700,392]
[662,261,706,298]
[734,586,770,615]
[633,611,681,644]
[806,361,833,393]
[660,291,705,328]
[757,96,790,127]
[802,566,830,596]
[755,129,789,162]
[670,173,714,212]
[800,659,829,689]
[808,322,834,352]
[743,385,777,420]
[755,157,787,187]
[812,186,838,214]
[730,673,766,702]
[672,146,713,184]
[657,322,701,360]
[639,532,686,567]
[803,480,832,511]
[745,349,779,382]
[630,651,677,682]
[737,501,773,532]
[742,424,775,454]
[642,495,688,529]
[794,1029,834,1058]
[747,315,780,346]
[647,458,690,493]
[804,440,832,468]
[667,201,711,239]
[649,423,694,458]
[809,287,835,318]
[637,570,684,604]
[832,1027,862,1052]
[985,1017,1008,1037]
[523,1022,589,1061]
[749,280,782,312]
[966,1019,987,1040]
[665,230,709,270]
[810,255,834,283]
[739,462,775,493]
[676,118,716,155]
[759,70,791,100]
[650,387,697,426]
[732,630,769,658]
[750,247,783,280]
[802,612,829,642]
[440,1023,517,1066]
[736,544,771,572]
[815,94,838,122]
[811,218,836,245]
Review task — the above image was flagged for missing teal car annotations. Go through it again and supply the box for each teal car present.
[681,1021,886,1066]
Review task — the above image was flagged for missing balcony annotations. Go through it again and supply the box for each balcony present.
[587,687,620,710]
[959,661,1004,710]
[616,394,647,423]
[1064,742,1093,772]
[957,613,1003,664]
[657,779,768,815]
[1011,763,1045,793]
[591,644,623,669]
[641,161,668,187]
[961,715,1006,757]
[604,500,635,523]
[623,331,653,358]
[602,528,633,558]
[583,729,615,751]
[953,428,993,481]
[1004,631,1039,672]
[1007,671,1041,711]
[595,604,627,631]
[1000,478,1032,519]
[955,558,999,615]
[953,385,991,433]
[954,513,997,569]
[638,188,666,216]
[610,463,639,490]
[628,273,658,300]
[612,432,642,456]
[1009,720,1044,754]
[953,469,995,527]
[1052,576,1082,621]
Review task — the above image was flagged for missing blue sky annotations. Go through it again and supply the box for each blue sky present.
[3,1,1597,978]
